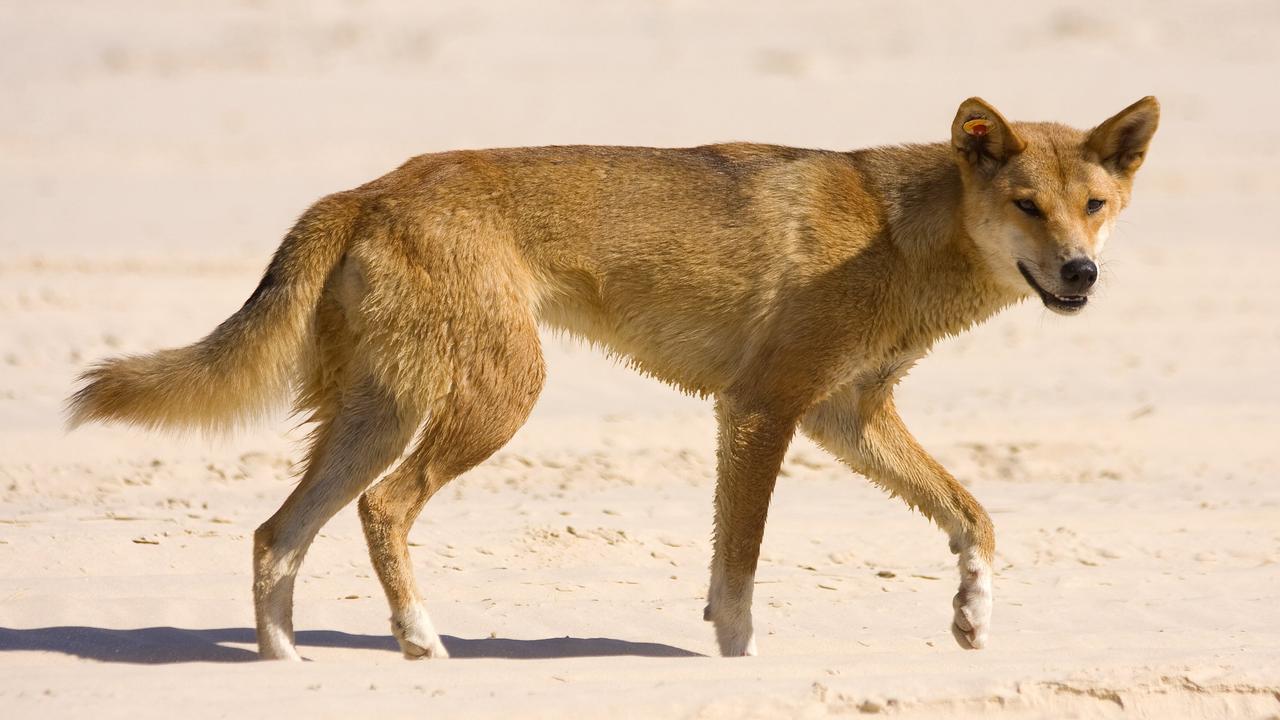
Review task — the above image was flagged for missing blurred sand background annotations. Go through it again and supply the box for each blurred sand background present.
[2,1,1279,717]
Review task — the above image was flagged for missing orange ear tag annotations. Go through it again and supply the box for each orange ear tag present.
[963,118,990,137]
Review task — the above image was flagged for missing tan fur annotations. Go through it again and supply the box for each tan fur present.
[67,97,1158,659]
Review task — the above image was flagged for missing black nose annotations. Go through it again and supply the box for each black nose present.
[1060,258,1098,291]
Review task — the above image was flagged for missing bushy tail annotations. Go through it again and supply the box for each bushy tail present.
[67,195,356,434]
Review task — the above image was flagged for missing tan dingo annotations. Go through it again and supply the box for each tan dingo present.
[68,97,1159,659]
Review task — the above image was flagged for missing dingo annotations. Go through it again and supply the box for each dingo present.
[68,97,1159,659]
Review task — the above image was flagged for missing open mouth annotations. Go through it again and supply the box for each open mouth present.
[1016,262,1088,313]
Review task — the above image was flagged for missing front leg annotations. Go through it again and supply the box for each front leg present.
[704,396,796,657]
[801,382,995,649]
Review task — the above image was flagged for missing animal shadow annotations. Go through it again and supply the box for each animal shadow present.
[0,626,703,663]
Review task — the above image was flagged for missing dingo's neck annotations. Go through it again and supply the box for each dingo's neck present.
[853,143,1022,351]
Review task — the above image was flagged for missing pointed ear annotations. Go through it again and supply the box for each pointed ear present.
[951,97,1026,174]
[1086,96,1160,176]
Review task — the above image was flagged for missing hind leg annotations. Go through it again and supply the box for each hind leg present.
[253,375,420,660]
[358,463,450,659]
[358,302,545,660]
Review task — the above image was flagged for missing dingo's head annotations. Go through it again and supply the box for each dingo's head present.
[952,97,1159,315]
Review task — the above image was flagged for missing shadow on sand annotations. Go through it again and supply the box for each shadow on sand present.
[0,626,703,663]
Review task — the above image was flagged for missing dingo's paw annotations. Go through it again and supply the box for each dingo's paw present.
[705,572,759,656]
[258,640,303,661]
[707,607,757,657]
[951,547,992,649]
[715,624,758,657]
[392,605,449,660]
[705,603,757,656]
[256,622,302,661]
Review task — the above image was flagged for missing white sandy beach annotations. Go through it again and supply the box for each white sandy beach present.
[2,1,1279,717]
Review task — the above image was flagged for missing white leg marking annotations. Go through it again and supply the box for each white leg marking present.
[255,548,303,661]
[258,624,302,661]
[952,546,993,649]
[392,603,449,659]
[706,571,758,657]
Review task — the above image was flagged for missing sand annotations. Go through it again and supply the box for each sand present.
[2,1,1279,718]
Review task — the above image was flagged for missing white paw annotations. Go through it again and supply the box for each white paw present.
[392,604,450,660]
[707,607,757,657]
[258,641,302,661]
[715,623,757,657]
[951,547,993,649]
[257,625,302,661]
[706,571,759,657]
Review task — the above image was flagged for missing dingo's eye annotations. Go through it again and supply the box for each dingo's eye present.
[1014,199,1042,218]
[1086,198,1106,214]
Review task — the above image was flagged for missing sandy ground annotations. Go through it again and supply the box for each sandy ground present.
[2,1,1280,718]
